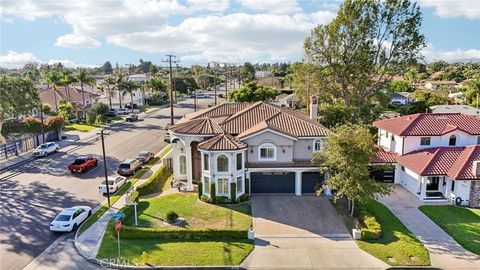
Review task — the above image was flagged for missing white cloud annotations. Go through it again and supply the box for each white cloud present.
[186,0,230,12]
[419,0,480,19]
[55,34,101,49]
[0,51,98,69]
[422,43,480,62]
[238,0,302,14]
[0,51,40,69]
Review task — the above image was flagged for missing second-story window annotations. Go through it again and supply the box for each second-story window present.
[420,137,431,146]
[217,155,229,172]
[203,153,209,171]
[449,135,457,146]
[314,138,324,152]
[259,143,276,161]
[236,153,243,170]
[477,136,480,145]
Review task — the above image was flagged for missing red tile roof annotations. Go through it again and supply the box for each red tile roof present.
[373,113,480,136]
[371,147,398,163]
[170,118,223,135]
[198,133,247,151]
[396,146,480,180]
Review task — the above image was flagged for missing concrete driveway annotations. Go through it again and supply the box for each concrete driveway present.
[378,185,480,269]
[241,195,388,269]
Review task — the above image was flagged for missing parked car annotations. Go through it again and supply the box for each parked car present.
[125,113,138,122]
[98,176,127,194]
[218,94,224,98]
[105,109,118,117]
[50,206,92,232]
[136,151,155,164]
[117,108,129,115]
[68,155,98,173]
[33,142,59,157]
[117,159,142,176]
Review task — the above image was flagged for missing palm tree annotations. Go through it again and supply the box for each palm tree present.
[121,80,140,113]
[146,76,167,102]
[60,69,76,102]
[46,71,63,112]
[103,76,116,109]
[76,69,96,119]
[113,70,126,109]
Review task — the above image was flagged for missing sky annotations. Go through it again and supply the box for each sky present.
[0,0,479,69]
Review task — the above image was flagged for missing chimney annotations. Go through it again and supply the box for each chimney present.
[310,95,318,121]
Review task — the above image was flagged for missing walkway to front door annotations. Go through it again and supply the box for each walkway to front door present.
[241,195,388,269]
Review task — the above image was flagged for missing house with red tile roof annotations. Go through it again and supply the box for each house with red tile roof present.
[373,113,480,207]
[168,97,331,200]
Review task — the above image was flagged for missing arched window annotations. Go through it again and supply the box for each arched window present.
[179,155,186,174]
[313,139,324,152]
[217,155,229,172]
[449,135,457,146]
[259,143,276,161]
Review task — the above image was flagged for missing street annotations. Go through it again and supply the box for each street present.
[0,96,216,270]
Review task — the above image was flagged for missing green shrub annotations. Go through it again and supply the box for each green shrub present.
[230,182,237,202]
[136,166,171,196]
[200,195,210,203]
[216,196,229,204]
[166,211,179,223]
[210,182,216,204]
[95,114,108,124]
[198,182,203,199]
[245,178,250,194]
[239,193,249,202]
[361,215,382,240]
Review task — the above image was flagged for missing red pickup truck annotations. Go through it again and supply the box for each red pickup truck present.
[68,155,98,173]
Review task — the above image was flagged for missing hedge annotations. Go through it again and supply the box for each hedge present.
[198,181,203,198]
[230,182,237,202]
[135,165,171,196]
[108,221,247,240]
[210,182,216,204]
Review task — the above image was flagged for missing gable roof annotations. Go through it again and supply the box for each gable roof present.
[373,113,480,136]
[170,117,223,135]
[396,146,480,180]
[198,133,247,151]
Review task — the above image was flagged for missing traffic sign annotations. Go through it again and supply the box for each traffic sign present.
[115,220,122,232]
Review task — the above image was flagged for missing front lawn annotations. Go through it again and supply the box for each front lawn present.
[97,233,253,266]
[332,198,430,266]
[64,123,99,132]
[124,193,252,230]
[419,205,480,255]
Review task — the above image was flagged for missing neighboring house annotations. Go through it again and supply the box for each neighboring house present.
[128,74,150,83]
[390,92,413,105]
[274,93,302,109]
[39,86,100,119]
[424,80,457,91]
[168,96,331,200]
[255,71,272,78]
[430,104,480,116]
[372,113,480,207]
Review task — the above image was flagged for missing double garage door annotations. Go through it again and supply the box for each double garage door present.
[250,172,321,194]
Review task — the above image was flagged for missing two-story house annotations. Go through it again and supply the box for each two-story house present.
[373,113,480,207]
[168,97,331,200]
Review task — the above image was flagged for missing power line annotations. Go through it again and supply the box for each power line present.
[162,55,179,126]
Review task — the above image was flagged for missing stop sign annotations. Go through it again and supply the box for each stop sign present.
[115,220,122,232]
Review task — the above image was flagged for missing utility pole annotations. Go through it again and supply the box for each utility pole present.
[194,88,197,112]
[163,55,179,126]
[39,103,45,143]
[101,129,111,207]
[224,63,229,97]
[213,62,218,105]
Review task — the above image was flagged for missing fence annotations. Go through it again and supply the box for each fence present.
[0,130,59,160]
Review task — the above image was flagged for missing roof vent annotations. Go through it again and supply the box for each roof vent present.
[473,161,480,177]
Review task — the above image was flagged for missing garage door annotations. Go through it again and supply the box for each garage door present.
[251,172,295,193]
[302,172,322,194]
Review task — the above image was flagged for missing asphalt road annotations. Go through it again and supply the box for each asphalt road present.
[0,97,216,270]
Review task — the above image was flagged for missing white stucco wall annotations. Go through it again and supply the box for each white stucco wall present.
[378,128,404,154]
[403,130,478,154]
[396,165,422,197]
[452,180,472,206]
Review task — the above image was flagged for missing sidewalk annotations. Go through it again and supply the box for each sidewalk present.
[378,185,480,269]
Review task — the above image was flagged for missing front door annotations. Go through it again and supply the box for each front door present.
[426,177,440,191]
[191,142,201,183]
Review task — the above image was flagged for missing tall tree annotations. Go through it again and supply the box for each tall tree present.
[239,62,255,83]
[102,76,116,109]
[113,69,126,109]
[76,69,96,119]
[46,71,63,111]
[121,80,140,112]
[304,0,425,123]
[102,61,113,74]
[227,81,279,102]
[290,62,321,113]
[313,124,390,215]
[60,69,77,102]
[0,75,39,121]
[146,76,167,96]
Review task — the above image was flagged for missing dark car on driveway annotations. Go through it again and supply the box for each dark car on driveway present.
[117,159,142,176]
[136,151,155,164]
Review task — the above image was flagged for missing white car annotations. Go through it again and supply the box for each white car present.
[117,108,129,115]
[33,142,59,157]
[98,176,127,194]
[50,206,92,232]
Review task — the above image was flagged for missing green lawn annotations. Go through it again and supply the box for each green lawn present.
[419,205,480,255]
[124,193,252,230]
[97,233,253,266]
[332,198,430,266]
[64,123,99,132]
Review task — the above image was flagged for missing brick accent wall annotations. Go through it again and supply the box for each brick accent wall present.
[469,181,480,207]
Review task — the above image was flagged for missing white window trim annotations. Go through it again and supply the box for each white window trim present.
[217,154,229,172]
[236,152,243,171]
[258,143,277,161]
[236,175,244,195]
[203,176,210,195]
[203,153,209,172]
[313,138,324,152]
[179,154,187,175]
[216,177,230,196]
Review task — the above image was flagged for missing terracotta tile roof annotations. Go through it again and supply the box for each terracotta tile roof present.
[371,147,398,163]
[396,146,480,180]
[39,86,100,110]
[246,160,315,168]
[220,102,279,134]
[170,117,223,135]
[373,113,480,136]
[198,133,247,151]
